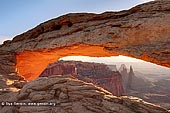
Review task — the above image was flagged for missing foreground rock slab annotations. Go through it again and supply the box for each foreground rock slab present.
[0,75,168,113]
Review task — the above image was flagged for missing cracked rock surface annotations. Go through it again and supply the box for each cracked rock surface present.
[0,75,168,113]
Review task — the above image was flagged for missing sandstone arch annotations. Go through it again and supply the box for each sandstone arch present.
[0,1,170,80]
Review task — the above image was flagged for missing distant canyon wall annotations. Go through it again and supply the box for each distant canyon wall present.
[40,60,124,96]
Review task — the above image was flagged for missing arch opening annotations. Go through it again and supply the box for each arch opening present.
[16,45,115,81]
[16,44,170,81]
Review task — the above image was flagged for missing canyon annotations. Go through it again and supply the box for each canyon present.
[39,60,170,108]
[119,64,170,108]
[0,0,170,112]
[40,60,124,96]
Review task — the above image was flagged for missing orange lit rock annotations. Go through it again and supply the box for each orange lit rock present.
[0,0,170,80]
[16,45,113,80]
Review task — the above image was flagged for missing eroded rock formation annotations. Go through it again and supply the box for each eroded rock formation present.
[0,69,26,95]
[40,60,124,96]
[127,66,135,89]
[40,61,77,77]
[120,64,170,108]
[0,75,168,113]
[0,1,170,80]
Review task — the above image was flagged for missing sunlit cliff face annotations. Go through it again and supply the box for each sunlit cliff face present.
[16,45,115,80]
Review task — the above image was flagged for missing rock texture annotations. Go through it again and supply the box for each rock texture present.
[40,60,124,96]
[0,75,168,113]
[0,71,26,95]
[40,61,77,77]
[0,1,170,80]
[0,50,16,74]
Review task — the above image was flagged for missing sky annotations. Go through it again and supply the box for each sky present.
[60,55,145,63]
[60,56,170,75]
[0,0,153,44]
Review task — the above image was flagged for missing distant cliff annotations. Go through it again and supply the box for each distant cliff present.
[40,60,124,96]
[119,64,149,94]
[40,61,77,77]
[119,64,135,92]
[119,64,170,108]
